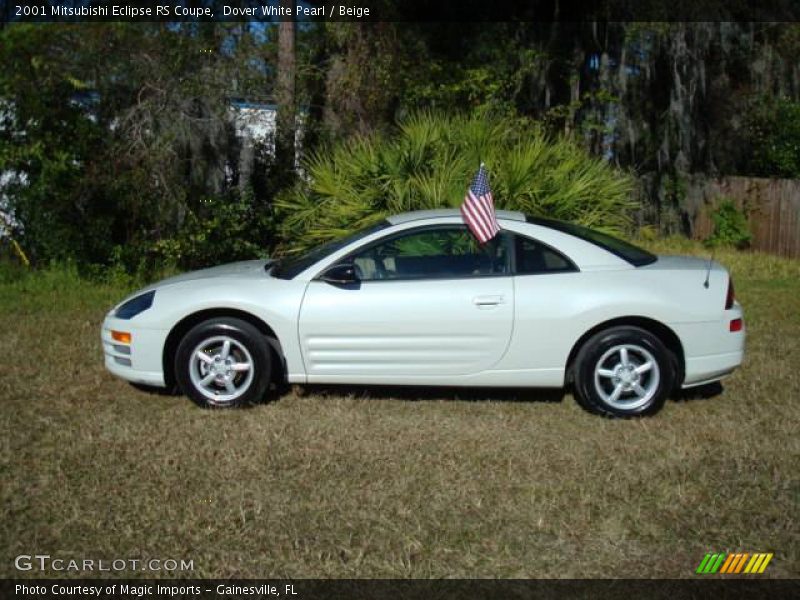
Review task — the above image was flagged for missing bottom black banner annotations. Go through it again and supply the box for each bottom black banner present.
[2,579,799,600]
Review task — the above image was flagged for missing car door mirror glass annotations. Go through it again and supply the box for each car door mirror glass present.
[320,263,359,285]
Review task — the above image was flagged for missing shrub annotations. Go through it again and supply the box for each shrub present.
[275,111,636,253]
[704,199,752,250]
[746,97,800,179]
[0,254,29,284]
[149,191,272,271]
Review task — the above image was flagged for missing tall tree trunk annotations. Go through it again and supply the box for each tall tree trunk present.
[276,0,296,172]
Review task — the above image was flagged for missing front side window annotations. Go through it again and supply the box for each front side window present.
[350,227,510,281]
[271,221,390,279]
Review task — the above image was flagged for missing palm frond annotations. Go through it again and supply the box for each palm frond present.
[276,111,637,252]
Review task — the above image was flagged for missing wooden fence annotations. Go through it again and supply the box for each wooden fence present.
[689,176,800,258]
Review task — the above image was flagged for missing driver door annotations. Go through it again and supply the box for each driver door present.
[298,226,515,382]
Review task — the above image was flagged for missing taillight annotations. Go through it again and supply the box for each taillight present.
[725,278,735,309]
[730,318,743,332]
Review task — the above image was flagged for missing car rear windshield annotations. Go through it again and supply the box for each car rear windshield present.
[526,216,657,267]
[271,221,391,279]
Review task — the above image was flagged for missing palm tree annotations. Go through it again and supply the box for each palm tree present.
[275,111,637,253]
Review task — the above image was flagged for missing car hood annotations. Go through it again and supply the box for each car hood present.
[147,260,273,289]
[109,260,275,314]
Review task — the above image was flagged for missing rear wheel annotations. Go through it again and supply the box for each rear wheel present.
[573,326,675,418]
[175,318,271,408]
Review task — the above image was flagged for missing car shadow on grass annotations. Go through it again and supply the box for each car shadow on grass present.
[129,382,182,396]
[130,379,722,409]
[670,381,724,403]
[286,384,566,404]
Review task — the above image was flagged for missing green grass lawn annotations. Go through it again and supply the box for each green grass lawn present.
[1,245,798,579]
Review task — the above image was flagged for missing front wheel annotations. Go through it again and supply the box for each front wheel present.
[573,326,676,418]
[174,318,272,408]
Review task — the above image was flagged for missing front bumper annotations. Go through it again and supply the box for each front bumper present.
[101,314,169,388]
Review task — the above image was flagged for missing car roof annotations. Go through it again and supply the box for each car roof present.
[387,208,526,225]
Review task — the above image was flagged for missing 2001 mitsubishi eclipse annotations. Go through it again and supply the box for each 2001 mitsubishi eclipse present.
[101,209,744,417]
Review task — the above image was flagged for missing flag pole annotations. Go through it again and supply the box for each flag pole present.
[703,247,715,289]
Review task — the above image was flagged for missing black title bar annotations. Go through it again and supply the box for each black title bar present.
[3,0,800,23]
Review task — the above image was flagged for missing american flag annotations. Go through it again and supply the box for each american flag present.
[460,163,500,244]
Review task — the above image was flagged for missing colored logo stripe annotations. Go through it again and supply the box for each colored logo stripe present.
[699,552,774,574]
[737,553,748,573]
[696,554,712,573]
[719,553,736,573]
[696,553,726,574]
[747,553,773,574]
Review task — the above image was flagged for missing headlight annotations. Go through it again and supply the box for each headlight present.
[115,290,155,319]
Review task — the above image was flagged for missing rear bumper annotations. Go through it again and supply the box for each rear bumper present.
[682,349,744,388]
[101,315,169,388]
[675,308,745,387]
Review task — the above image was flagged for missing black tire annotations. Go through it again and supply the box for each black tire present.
[174,317,272,408]
[573,326,676,418]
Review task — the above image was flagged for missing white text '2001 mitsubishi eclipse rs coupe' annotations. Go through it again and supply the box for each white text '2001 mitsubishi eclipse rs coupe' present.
[102,209,744,417]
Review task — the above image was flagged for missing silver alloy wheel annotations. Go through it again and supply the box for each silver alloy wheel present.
[188,335,255,406]
[593,343,660,410]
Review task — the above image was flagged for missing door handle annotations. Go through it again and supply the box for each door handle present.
[473,295,505,307]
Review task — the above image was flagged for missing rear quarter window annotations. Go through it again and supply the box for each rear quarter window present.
[525,216,657,267]
[515,235,578,274]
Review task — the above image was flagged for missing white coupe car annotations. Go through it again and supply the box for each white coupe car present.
[101,209,744,417]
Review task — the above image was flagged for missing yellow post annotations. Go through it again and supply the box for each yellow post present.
[10,238,30,267]
[0,220,30,267]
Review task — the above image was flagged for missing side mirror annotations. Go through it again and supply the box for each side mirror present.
[320,263,359,286]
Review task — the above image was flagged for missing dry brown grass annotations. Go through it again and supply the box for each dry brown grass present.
[1,247,798,579]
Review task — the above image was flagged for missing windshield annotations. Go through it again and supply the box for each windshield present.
[271,221,391,279]
[526,216,657,267]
